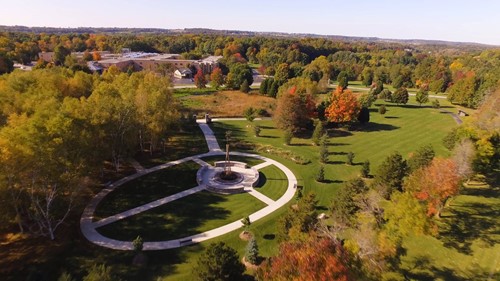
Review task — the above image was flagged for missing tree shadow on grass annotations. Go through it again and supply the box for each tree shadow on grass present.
[384,116,399,119]
[438,199,499,255]
[399,254,496,281]
[97,191,233,242]
[328,151,347,156]
[327,160,346,165]
[259,135,278,139]
[321,179,343,184]
[461,186,500,199]
[356,122,399,132]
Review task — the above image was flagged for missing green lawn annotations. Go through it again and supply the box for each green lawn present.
[97,191,266,241]
[209,96,458,208]
[93,161,200,220]
[395,183,500,280]
[255,165,288,201]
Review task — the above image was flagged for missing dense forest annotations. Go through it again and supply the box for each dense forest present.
[0,30,499,280]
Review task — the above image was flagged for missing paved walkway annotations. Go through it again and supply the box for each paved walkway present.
[128,158,145,173]
[80,119,297,250]
[196,119,221,152]
[439,109,463,124]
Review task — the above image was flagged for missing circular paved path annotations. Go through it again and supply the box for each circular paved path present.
[80,119,297,250]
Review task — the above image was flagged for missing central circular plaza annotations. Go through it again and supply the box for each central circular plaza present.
[198,161,260,194]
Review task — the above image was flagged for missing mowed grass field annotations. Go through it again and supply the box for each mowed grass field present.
[94,161,201,220]
[97,191,266,241]
[210,96,458,208]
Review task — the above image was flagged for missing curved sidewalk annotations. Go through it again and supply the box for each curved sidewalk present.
[80,119,297,250]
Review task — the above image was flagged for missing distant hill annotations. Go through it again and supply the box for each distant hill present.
[0,25,495,49]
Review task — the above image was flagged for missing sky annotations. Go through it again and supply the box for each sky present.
[1,0,500,45]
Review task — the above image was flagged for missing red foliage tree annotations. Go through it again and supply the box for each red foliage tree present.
[405,158,460,218]
[258,237,351,281]
[325,87,360,123]
[194,69,206,89]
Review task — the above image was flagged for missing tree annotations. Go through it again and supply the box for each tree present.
[330,177,368,226]
[274,62,291,84]
[240,79,250,93]
[362,67,374,87]
[53,45,70,65]
[283,130,293,145]
[391,87,409,105]
[357,107,370,124]
[375,152,409,198]
[259,78,269,95]
[241,216,251,232]
[210,67,224,89]
[346,152,355,165]
[0,53,14,74]
[452,139,475,181]
[258,238,350,281]
[408,144,435,172]
[194,242,245,281]
[311,121,324,146]
[379,89,392,101]
[194,69,206,89]
[371,80,384,96]
[319,138,328,164]
[277,193,318,242]
[92,51,101,61]
[416,89,429,106]
[404,158,460,218]
[245,238,259,265]
[244,107,255,122]
[358,94,375,108]
[383,191,431,238]
[325,87,361,123]
[337,71,349,89]
[226,63,253,90]
[361,160,370,178]
[274,90,310,134]
[315,165,325,182]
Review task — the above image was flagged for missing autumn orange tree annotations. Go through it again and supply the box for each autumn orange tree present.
[404,158,460,218]
[325,87,360,123]
[274,87,312,134]
[209,67,224,89]
[258,237,351,281]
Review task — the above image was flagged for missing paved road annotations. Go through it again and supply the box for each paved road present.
[80,119,297,250]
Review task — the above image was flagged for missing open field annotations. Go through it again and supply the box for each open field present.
[178,90,275,117]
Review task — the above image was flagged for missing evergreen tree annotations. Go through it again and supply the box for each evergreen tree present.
[357,107,370,124]
[245,238,259,265]
[283,130,293,145]
[194,242,245,281]
[378,104,387,115]
[253,125,261,137]
[311,121,325,146]
[337,71,349,89]
[375,152,409,198]
[408,145,435,172]
[259,78,269,95]
[319,138,328,164]
[361,160,370,178]
[315,165,325,182]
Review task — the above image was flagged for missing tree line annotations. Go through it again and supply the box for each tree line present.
[1,32,499,108]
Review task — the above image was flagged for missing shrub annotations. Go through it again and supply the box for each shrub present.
[319,141,328,164]
[432,99,441,108]
[133,235,144,252]
[240,79,250,93]
[378,104,387,115]
[253,125,261,137]
[346,152,355,165]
